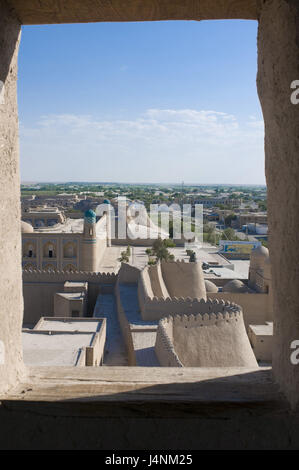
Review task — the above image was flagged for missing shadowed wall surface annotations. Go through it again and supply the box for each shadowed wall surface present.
[7,0,259,24]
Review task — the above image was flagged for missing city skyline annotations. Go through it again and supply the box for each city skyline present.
[19,20,265,184]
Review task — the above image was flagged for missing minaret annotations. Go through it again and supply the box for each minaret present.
[81,209,97,271]
[103,199,112,247]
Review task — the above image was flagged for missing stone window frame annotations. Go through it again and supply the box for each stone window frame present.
[0,0,298,413]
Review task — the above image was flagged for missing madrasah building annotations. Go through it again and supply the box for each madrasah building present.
[21,208,110,272]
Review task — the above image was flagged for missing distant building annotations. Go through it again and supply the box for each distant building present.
[22,207,65,227]
[21,208,109,272]
[194,197,242,208]
[237,212,267,228]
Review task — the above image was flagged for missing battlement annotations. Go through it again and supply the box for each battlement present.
[154,315,183,367]
[155,304,257,368]
[161,307,242,326]
[22,269,117,284]
[138,262,240,321]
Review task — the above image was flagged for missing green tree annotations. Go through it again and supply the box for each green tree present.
[152,237,175,262]
[118,251,129,263]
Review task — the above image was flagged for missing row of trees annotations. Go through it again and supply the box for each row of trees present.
[203,224,248,245]
[118,239,177,265]
[146,238,176,265]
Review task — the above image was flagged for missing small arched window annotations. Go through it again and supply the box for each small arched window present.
[27,244,33,257]
[48,244,54,258]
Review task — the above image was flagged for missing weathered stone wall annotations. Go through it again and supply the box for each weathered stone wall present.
[161,260,207,300]
[117,262,141,284]
[207,292,271,329]
[172,311,258,367]
[0,1,24,392]
[23,270,117,324]
[137,261,209,321]
[154,317,183,367]
[6,0,259,24]
[148,263,169,298]
[257,0,299,408]
[114,280,136,366]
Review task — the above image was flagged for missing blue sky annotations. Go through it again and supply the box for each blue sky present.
[18,20,265,184]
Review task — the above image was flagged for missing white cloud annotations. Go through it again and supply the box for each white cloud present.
[19,108,265,184]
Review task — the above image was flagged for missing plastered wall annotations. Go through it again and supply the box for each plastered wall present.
[156,308,258,368]
[0,2,24,392]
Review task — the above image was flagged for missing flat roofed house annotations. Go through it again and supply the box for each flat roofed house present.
[22,317,106,367]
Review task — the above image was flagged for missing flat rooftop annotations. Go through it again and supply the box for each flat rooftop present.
[55,292,85,301]
[204,260,250,280]
[35,317,103,333]
[34,218,84,233]
[249,322,273,336]
[22,330,95,367]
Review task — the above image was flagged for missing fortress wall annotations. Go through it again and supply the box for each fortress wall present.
[155,317,183,367]
[23,281,64,324]
[137,268,154,316]
[172,311,258,368]
[111,237,155,247]
[207,292,270,329]
[148,264,169,299]
[114,281,136,366]
[161,261,206,300]
[118,263,141,284]
[156,262,169,298]
[22,270,117,324]
[137,281,146,317]
[86,322,106,366]
[22,270,117,284]
[141,297,239,322]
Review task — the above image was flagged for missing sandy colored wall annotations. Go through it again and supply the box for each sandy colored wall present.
[248,326,273,362]
[138,264,232,321]
[111,237,155,247]
[22,271,117,324]
[155,318,183,367]
[257,0,299,408]
[114,281,136,366]
[53,293,84,318]
[172,312,257,368]
[207,292,271,329]
[161,261,206,300]
[148,264,169,298]
[117,263,141,284]
[0,2,24,392]
[138,261,208,321]
[139,268,154,300]
[23,282,64,324]
[86,321,106,366]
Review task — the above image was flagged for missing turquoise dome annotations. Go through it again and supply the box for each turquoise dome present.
[84,209,96,224]
[103,199,111,205]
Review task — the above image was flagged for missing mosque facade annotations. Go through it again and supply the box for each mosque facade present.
[21,209,109,272]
